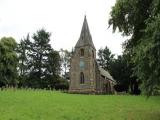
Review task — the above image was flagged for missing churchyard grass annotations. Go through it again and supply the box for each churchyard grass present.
[0,89,160,120]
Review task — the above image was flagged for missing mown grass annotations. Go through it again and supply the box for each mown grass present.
[0,89,160,120]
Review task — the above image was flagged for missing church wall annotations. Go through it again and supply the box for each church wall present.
[95,65,102,92]
[69,46,96,93]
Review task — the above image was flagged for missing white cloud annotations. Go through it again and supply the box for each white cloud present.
[0,0,128,55]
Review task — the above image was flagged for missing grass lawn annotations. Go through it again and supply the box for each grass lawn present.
[0,89,160,120]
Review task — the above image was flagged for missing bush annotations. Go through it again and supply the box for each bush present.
[114,84,128,92]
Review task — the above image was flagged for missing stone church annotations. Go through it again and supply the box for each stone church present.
[69,16,116,94]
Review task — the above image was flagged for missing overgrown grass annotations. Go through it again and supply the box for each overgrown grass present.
[0,89,160,120]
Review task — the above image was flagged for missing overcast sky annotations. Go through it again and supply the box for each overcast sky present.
[0,0,128,55]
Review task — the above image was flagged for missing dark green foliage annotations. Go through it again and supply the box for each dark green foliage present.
[97,46,114,71]
[109,0,152,36]
[112,55,140,94]
[133,7,160,95]
[109,0,160,95]
[16,35,30,87]
[110,55,131,92]
[43,50,61,89]
[54,77,69,90]
[97,46,140,94]
[0,37,18,87]
[16,29,61,89]
[26,29,52,88]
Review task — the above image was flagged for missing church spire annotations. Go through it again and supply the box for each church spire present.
[75,15,95,49]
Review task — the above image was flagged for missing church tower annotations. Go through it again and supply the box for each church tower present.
[69,16,97,93]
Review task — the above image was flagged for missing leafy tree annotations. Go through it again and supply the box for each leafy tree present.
[44,50,61,89]
[25,29,59,88]
[59,49,72,79]
[133,5,160,95]
[110,55,130,91]
[97,47,139,93]
[110,55,140,94]
[97,45,140,94]
[17,29,61,89]
[109,0,160,95]
[0,37,18,87]
[97,46,114,71]
[16,35,31,87]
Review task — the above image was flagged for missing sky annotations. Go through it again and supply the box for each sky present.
[0,0,128,55]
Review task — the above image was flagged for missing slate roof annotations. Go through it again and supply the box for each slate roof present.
[99,67,116,82]
[75,15,95,49]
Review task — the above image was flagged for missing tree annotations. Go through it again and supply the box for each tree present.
[25,29,53,88]
[109,0,160,95]
[110,55,130,91]
[110,55,140,94]
[17,29,61,89]
[59,49,72,79]
[44,50,61,89]
[133,10,160,95]
[97,46,114,71]
[0,37,18,87]
[16,34,31,87]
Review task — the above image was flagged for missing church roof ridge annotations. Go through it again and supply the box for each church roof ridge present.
[75,15,95,49]
[99,67,116,82]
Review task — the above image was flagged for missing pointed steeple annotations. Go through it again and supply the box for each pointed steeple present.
[75,15,95,49]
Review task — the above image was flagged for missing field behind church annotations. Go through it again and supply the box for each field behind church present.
[0,89,160,120]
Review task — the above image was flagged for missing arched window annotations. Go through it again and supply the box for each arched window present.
[80,72,84,84]
[80,49,84,56]
[92,50,94,58]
